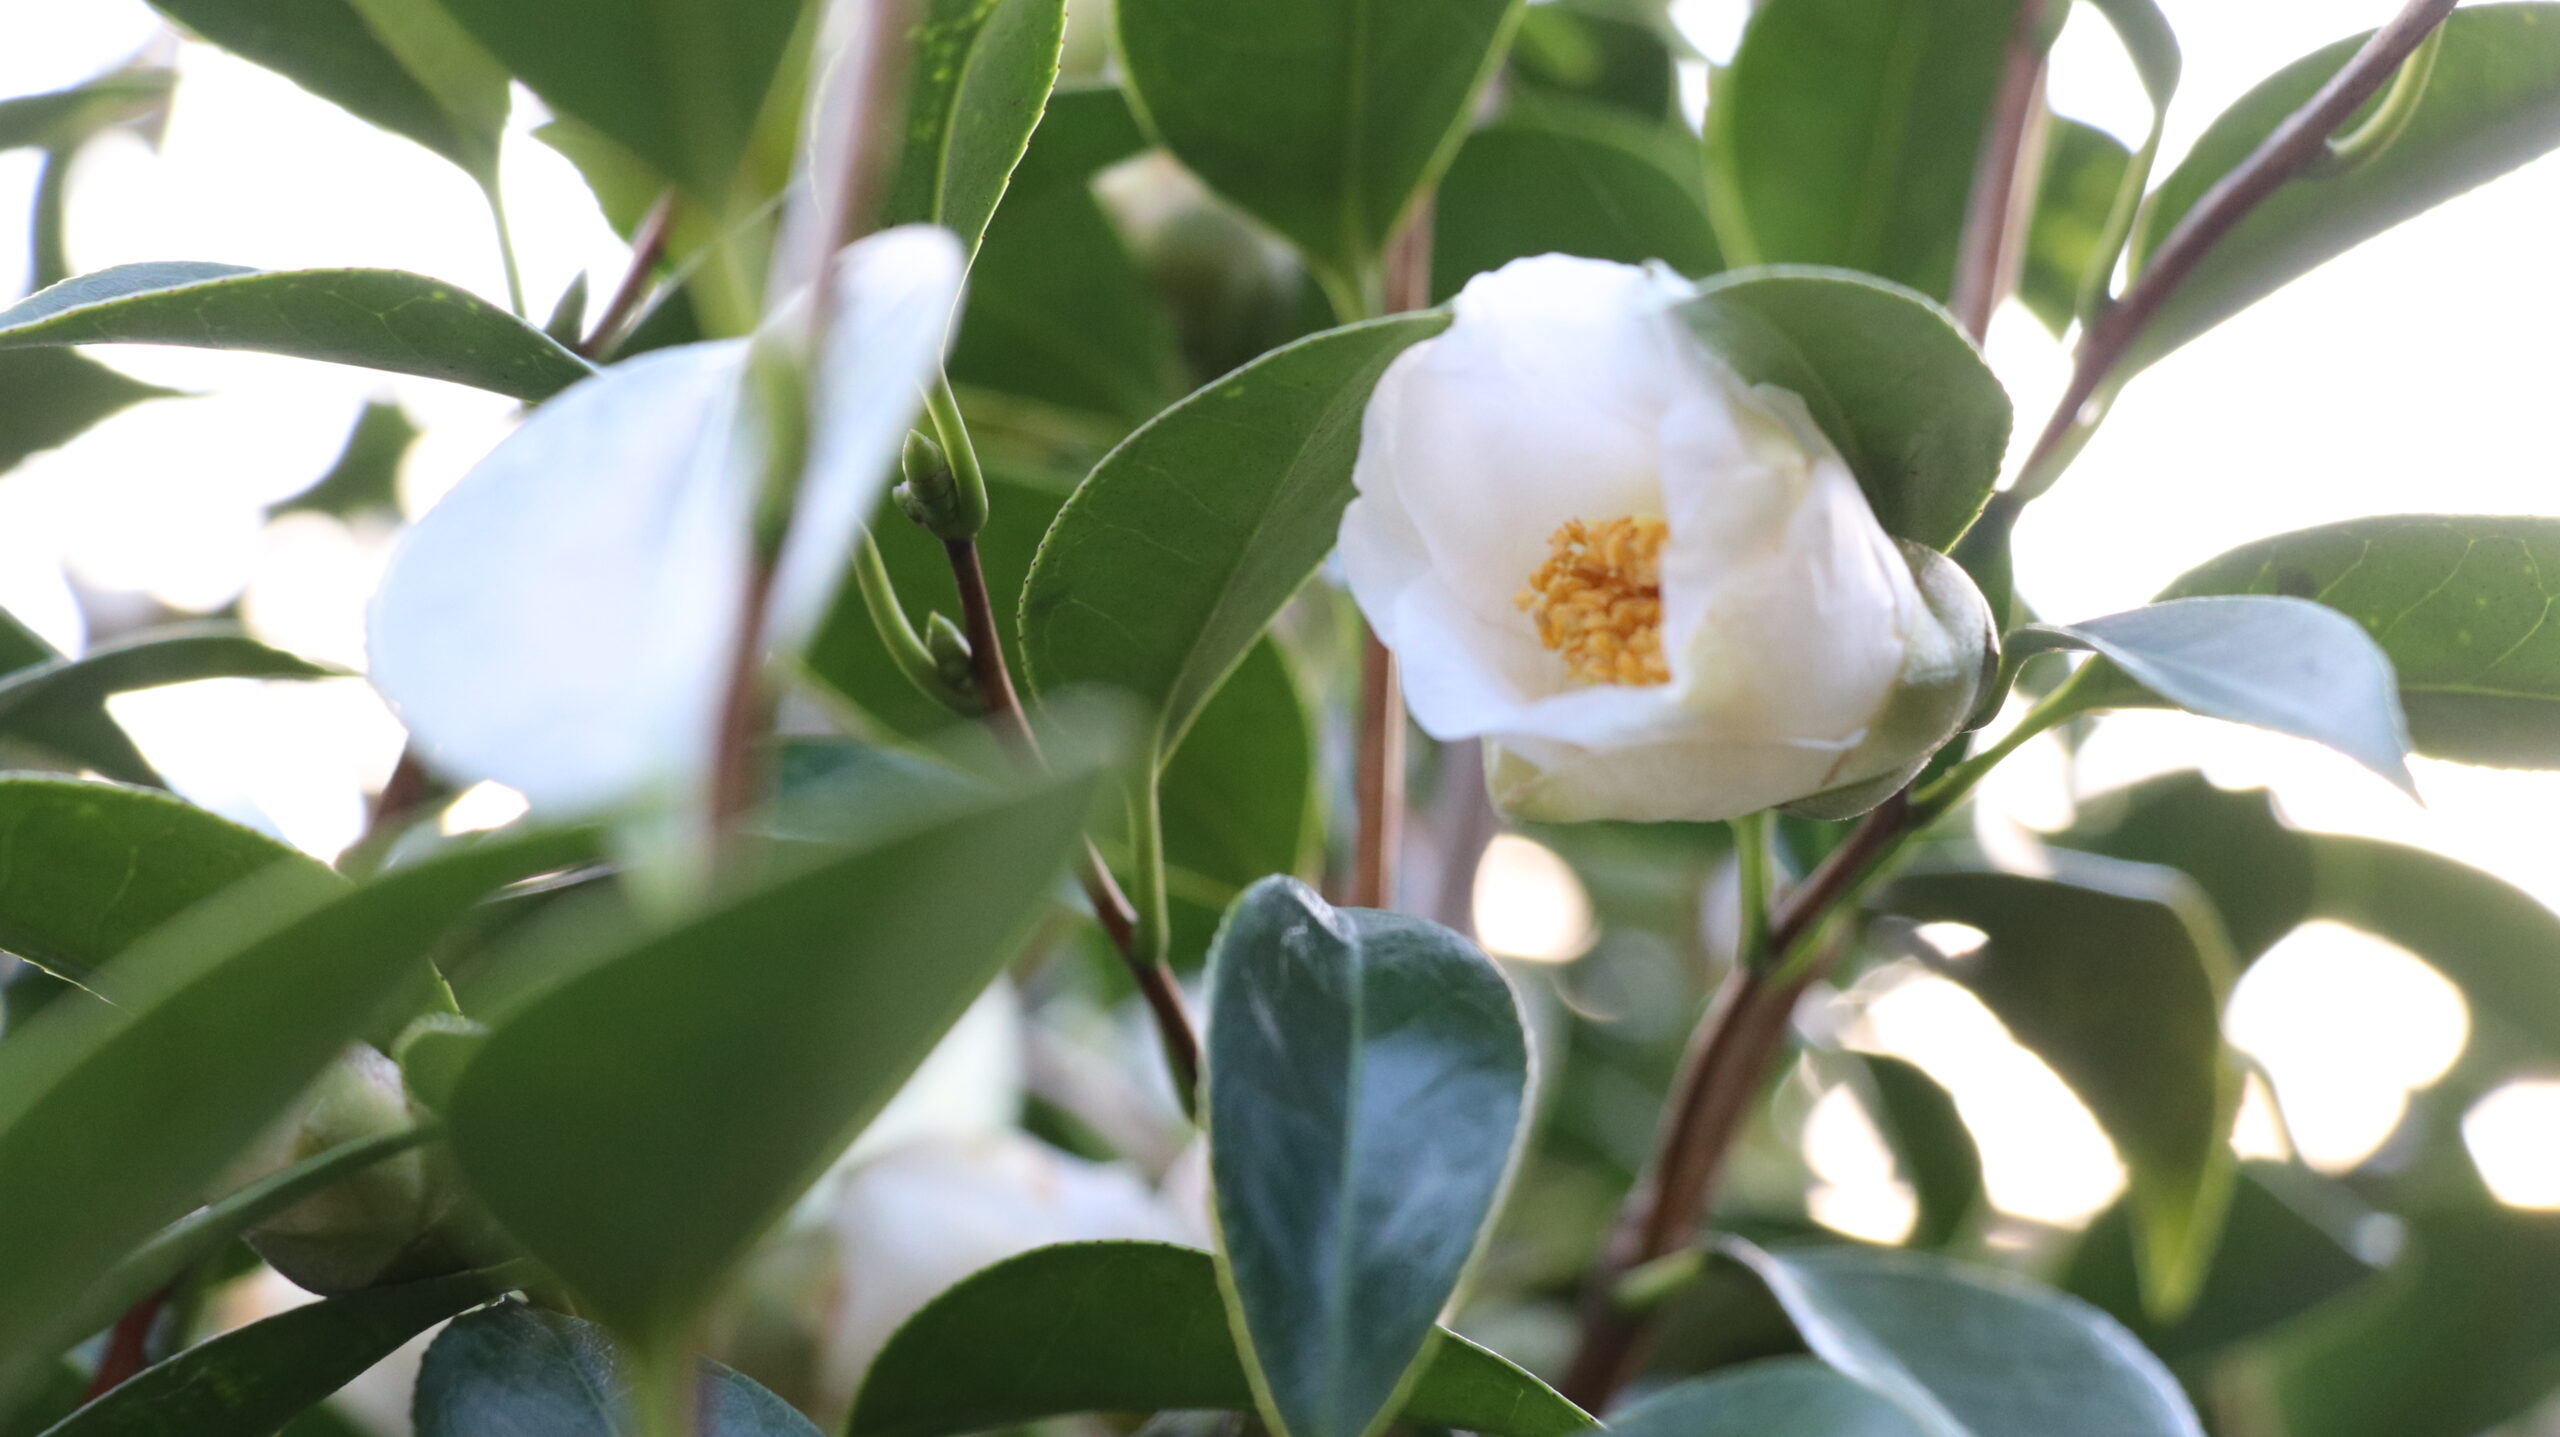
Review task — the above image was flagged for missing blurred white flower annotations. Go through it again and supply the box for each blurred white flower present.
[366,225,964,817]
[1339,255,1991,823]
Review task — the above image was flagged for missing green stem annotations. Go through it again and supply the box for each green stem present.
[634,1340,696,1437]
[921,376,991,537]
[1128,767,1172,969]
[2323,23,2444,173]
[1732,810,1773,969]
[851,528,971,712]
[481,180,528,318]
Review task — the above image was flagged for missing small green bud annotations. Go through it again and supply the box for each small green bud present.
[895,429,976,540]
[219,1046,440,1294]
[924,612,986,715]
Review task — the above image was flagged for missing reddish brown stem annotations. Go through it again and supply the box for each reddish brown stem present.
[707,559,780,832]
[1950,0,2052,342]
[83,1286,170,1399]
[578,190,677,362]
[1350,632,1403,910]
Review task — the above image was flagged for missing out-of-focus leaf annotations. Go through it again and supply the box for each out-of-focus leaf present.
[415,1303,821,1437]
[1607,1359,1927,1437]
[1432,105,1721,303]
[438,0,803,205]
[1509,5,1679,120]
[1853,1054,1983,1251]
[1728,1241,2205,1436]
[2124,4,2560,375]
[274,400,417,520]
[1675,268,2010,551]
[0,350,177,479]
[0,826,594,1413]
[2059,772,2313,962]
[0,265,591,401]
[882,0,1067,258]
[2063,1162,2393,1366]
[1882,852,2240,1317]
[447,761,1104,1348]
[2155,516,2560,769]
[846,1242,1591,1437]
[1708,0,2022,296]
[1019,313,1446,755]
[35,1269,507,1437]
[2019,118,2130,335]
[0,624,336,786]
[0,1365,80,1437]
[1156,639,1316,961]
[149,0,504,181]
[2019,596,2416,794]
[0,778,326,988]
[0,611,155,785]
[1204,878,1529,1437]
[1114,0,1519,307]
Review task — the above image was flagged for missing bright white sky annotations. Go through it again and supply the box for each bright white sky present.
[4,0,2556,1224]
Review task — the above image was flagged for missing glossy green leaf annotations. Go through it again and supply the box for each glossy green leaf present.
[944,87,1184,426]
[1729,1241,2205,1436]
[0,611,155,785]
[149,0,504,181]
[273,400,418,520]
[2155,515,2560,768]
[2063,1162,2391,1365]
[882,0,1068,258]
[1882,852,2240,1317]
[1432,107,1721,303]
[1019,312,1446,754]
[1709,0,2023,295]
[1115,0,1520,306]
[0,625,335,787]
[0,778,325,988]
[0,350,177,480]
[847,1241,1590,1437]
[2124,4,2560,373]
[1854,1054,1983,1251]
[36,1269,506,1437]
[1608,1359,1927,1437]
[0,265,592,401]
[448,764,1103,1347]
[2018,596,2416,794]
[1675,268,2011,550]
[438,0,802,204]
[1204,878,1529,1437]
[0,826,592,1408]
[2019,119,2131,335]
[1157,639,1317,953]
[415,1303,820,1437]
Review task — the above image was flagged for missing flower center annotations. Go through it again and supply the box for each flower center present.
[1515,516,1670,687]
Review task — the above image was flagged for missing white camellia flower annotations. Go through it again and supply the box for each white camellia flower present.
[368,225,966,817]
[1339,254,1993,823]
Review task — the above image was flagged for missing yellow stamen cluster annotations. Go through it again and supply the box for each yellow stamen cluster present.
[1515,515,1671,686]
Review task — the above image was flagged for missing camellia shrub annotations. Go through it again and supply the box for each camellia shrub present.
[5,0,2560,1434]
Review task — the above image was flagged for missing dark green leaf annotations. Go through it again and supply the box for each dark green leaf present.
[0,624,336,787]
[0,73,172,154]
[882,0,1068,258]
[0,826,594,1409]
[272,401,419,520]
[846,1241,1590,1437]
[2018,596,2416,794]
[1156,640,1317,940]
[1115,0,1519,306]
[1853,1054,1983,1251]
[2155,516,2560,768]
[2063,1162,2391,1365]
[1709,0,2023,296]
[448,764,1104,1346]
[0,777,325,988]
[438,0,803,204]
[1019,313,1446,754]
[1728,1241,2204,1436]
[415,1303,821,1437]
[0,610,155,785]
[1204,879,1529,1437]
[1882,852,2240,1316]
[36,1269,506,1437]
[0,1366,81,1437]
[1432,106,1721,303]
[1508,6,1679,121]
[1608,1359,1927,1437]
[0,350,177,480]
[2059,772,2313,962]
[0,265,592,401]
[1675,268,2011,550]
[2019,119,2131,335]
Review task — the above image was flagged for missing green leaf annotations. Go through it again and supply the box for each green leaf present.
[1607,1359,1928,1437]
[0,265,592,401]
[882,0,1068,259]
[1114,0,1521,308]
[1881,852,2241,1318]
[0,625,337,788]
[1508,5,1679,121]
[1204,878,1529,1437]
[0,350,177,480]
[0,778,325,989]
[35,1269,507,1437]
[0,73,173,153]
[846,1241,1590,1437]
[2124,4,2560,374]
[1019,312,1446,754]
[0,1366,81,1437]
[1708,0,2024,296]
[2154,516,2560,768]
[416,1303,820,1437]
[945,87,1185,426]
[2063,1162,2391,1366]
[1674,268,2011,550]
[1432,106,1722,304]
[1727,1241,2205,1436]
[0,825,593,1408]
[1156,638,1318,956]
[2059,771,2313,962]
[439,0,803,204]
[1853,1054,1983,1251]
[2018,596,2417,794]
[0,611,156,786]
[2019,119,2131,335]
[148,0,505,181]
[273,400,419,520]
[447,763,1104,1347]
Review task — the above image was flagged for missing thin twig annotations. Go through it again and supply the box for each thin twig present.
[83,1285,171,1399]
[1949,0,2052,342]
[578,191,678,361]
[707,560,781,829]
